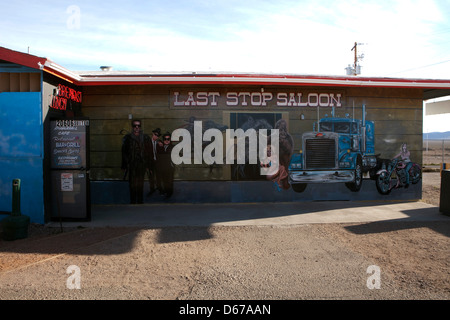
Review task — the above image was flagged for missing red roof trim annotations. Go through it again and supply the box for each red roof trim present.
[2,46,450,89]
[78,80,434,88]
[78,75,450,89]
[0,46,46,70]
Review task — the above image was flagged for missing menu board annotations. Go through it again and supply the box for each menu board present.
[50,119,89,169]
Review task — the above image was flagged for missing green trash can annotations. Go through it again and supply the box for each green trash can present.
[1,179,30,241]
[2,215,30,240]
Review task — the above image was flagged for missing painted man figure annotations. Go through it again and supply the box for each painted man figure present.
[156,132,175,198]
[121,119,151,204]
[148,127,162,196]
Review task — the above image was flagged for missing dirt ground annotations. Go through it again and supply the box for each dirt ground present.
[0,169,448,300]
[421,171,442,207]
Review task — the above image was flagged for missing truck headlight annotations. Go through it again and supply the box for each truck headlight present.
[352,138,359,151]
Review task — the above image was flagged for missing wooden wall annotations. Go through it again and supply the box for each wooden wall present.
[0,72,41,92]
[81,85,423,181]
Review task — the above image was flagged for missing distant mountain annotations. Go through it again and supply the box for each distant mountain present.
[423,131,450,139]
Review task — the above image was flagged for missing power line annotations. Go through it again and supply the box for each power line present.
[387,59,450,76]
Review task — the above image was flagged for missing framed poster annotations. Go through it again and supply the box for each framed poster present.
[50,119,89,169]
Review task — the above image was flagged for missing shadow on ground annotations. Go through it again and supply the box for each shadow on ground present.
[1,200,449,258]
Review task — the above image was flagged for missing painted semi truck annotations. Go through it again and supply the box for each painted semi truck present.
[288,104,378,193]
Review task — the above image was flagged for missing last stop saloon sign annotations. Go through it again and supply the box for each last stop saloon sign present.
[171,90,343,108]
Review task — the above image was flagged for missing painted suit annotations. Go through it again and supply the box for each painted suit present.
[121,132,151,203]
[156,143,174,197]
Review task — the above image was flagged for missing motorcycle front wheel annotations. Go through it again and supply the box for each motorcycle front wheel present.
[376,171,391,195]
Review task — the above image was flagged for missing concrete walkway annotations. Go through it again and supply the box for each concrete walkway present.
[49,200,450,228]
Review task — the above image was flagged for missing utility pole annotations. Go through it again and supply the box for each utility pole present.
[351,42,358,76]
[346,42,364,76]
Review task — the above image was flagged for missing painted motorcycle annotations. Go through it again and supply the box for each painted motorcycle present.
[375,158,421,195]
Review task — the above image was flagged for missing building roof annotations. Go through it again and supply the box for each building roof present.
[425,99,450,115]
[1,46,449,99]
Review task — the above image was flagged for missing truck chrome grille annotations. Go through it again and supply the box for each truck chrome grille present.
[305,138,336,169]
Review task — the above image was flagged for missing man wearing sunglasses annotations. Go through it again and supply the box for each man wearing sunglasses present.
[121,120,151,204]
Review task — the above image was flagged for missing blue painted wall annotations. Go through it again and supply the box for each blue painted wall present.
[0,92,44,224]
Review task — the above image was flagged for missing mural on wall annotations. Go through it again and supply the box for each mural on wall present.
[260,119,294,191]
[173,114,290,183]
[179,116,229,149]
[171,106,422,196]
[287,104,422,195]
[179,116,228,173]
[166,97,422,197]
[231,114,273,181]
[375,143,422,195]
[288,104,375,193]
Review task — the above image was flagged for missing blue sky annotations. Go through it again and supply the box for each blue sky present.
[1,0,449,131]
[2,0,449,77]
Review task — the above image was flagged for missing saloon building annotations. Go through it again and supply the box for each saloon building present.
[1,46,449,224]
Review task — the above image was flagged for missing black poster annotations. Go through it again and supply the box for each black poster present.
[50,119,89,169]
